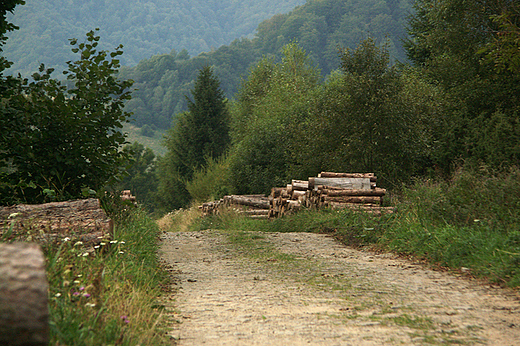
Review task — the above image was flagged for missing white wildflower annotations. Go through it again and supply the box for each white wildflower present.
[8,213,20,219]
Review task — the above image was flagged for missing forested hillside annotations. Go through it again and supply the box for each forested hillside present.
[119,0,413,129]
[3,0,306,76]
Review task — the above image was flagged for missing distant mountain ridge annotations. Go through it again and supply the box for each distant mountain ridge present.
[119,0,413,130]
[3,0,306,76]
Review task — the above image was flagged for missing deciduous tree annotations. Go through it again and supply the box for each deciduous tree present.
[0,30,133,204]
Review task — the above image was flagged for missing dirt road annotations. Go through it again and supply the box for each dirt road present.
[159,230,520,345]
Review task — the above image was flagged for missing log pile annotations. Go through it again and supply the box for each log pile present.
[223,195,270,219]
[120,190,137,204]
[199,195,270,219]
[199,199,223,216]
[269,180,311,218]
[270,172,393,217]
[199,172,393,218]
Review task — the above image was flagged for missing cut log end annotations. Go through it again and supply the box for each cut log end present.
[0,243,49,346]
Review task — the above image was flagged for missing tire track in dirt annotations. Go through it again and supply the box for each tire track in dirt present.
[159,230,520,345]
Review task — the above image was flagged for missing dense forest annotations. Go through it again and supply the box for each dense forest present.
[151,0,520,212]
[119,0,413,129]
[3,0,306,76]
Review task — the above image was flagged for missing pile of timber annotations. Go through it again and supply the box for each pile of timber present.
[270,172,393,217]
[269,180,311,218]
[199,199,223,216]
[199,195,270,219]
[199,172,393,218]
[120,190,136,204]
[223,195,270,219]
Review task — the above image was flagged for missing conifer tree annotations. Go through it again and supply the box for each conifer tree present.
[157,65,230,210]
[184,65,230,174]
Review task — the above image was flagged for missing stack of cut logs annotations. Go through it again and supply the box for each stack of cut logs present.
[198,172,393,218]
[199,195,270,219]
[120,190,137,204]
[270,172,393,217]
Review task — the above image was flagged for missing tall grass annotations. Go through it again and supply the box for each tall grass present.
[179,165,520,287]
[382,166,520,286]
[46,208,170,345]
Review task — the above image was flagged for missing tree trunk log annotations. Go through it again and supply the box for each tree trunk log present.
[322,196,382,204]
[271,187,285,198]
[309,177,371,190]
[223,195,270,209]
[321,188,386,197]
[319,172,377,182]
[241,209,269,216]
[291,190,306,199]
[0,243,49,346]
[0,199,113,240]
[291,180,309,191]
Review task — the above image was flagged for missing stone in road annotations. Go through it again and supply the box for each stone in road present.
[160,230,520,345]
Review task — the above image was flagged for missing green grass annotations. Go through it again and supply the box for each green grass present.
[123,123,167,157]
[2,207,170,345]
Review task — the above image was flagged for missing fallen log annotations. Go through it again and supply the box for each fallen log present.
[324,202,394,212]
[318,172,377,182]
[321,188,386,197]
[240,209,269,216]
[291,180,309,191]
[322,196,382,204]
[0,243,49,346]
[223,195,270,209]
[309,177,371,190]
[0,199,113,241]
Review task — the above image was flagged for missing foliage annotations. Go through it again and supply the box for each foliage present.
[228,43,321,194]
[156,65,230,211]
[1,208,170,345]
[185,155,234,203]
[0,30,133,204]
[0,0,24,73]
[3,0,306,76]
[404,0,520,171]
[481,2,520,75]
[381,164,520,286]
[118,0,413,130]
[115,142,158,212]
[308,39,437,186]
[226,40,440,193]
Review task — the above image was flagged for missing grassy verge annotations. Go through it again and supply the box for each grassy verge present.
[172,166,520,288]
[2,207,170,345]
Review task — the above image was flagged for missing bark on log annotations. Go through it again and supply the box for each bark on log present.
[324,202,393,211]
[0,199,113,241]
[271,187,285,198]
[223,195,270,209]
[309,177,371,190]
[0,243,49,346]
[319,172,377,182]
[322,196,382,204]
[241,209,269,216]
[291,180,309,191]
[321,188,386,197]
[291,190,306,199]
